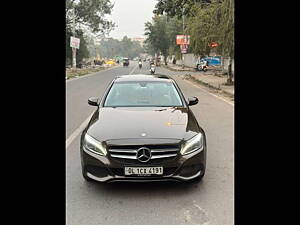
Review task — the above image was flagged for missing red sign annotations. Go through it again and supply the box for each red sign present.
[209,42,219,47]
[176,35,190,45]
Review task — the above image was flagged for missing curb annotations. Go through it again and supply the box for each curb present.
[185,74,234,98]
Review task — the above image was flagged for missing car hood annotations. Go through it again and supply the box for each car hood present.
[87,107,200,142]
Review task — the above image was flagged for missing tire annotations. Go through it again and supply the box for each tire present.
[197,64,202,71]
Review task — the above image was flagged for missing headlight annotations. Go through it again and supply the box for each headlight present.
[83,133,107,156]
[180,133,204,155]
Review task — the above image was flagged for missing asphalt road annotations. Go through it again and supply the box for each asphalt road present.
[66,61,234,225]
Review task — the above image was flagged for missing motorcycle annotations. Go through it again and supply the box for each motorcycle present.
[150,64,156,74]
[197,61,208,72]
[138,62,142,69]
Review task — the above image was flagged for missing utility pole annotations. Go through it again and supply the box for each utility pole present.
[72,9,76,69]
[182,7,185,68]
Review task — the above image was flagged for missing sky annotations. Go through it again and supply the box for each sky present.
[106,0,158,39]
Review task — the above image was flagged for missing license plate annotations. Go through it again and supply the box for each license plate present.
[124,167,163,176]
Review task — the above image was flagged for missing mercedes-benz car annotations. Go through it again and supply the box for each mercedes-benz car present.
[80,74,207,183]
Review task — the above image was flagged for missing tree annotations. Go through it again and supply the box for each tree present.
[154,0,233,60]
[66,0,115,34]
[153,0,211,18]
[97,36,145,59]
[144,15,171,65]
[66,0,115,67]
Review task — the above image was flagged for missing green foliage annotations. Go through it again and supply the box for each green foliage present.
[97,36,145,59]
[144,15,182,61]
[66,0,116,66]
[66,0,115,34]
[153,0,211,18]
[152,0,234,58]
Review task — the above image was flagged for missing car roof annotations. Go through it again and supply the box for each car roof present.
[114,74,173,82]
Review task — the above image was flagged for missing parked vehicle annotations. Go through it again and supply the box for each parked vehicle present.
[80,74,207,183]
[196,59,208,72]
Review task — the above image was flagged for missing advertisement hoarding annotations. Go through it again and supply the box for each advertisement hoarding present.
[70,36,80,49]
[176,35,190,45]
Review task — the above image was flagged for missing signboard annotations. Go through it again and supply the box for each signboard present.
[70,36,80,49]
[180,44,188,53]
[176,35,190,45]
[94,40,100,46]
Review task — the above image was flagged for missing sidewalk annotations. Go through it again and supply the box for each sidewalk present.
[163,63,234,98]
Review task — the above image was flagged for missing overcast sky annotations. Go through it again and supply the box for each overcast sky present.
[106,0,157,39]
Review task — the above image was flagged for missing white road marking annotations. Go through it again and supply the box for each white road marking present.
[66,112,94,149]
[129,63,138,74]
[66,62,138,149]
[183,78,234,106]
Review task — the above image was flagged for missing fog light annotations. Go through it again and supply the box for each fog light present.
[179,164,202,177]
[86,166,109,178]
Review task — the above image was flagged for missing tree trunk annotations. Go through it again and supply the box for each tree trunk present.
[226,57,233,85]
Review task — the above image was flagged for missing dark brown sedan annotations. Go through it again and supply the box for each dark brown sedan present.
[80,74,207,183]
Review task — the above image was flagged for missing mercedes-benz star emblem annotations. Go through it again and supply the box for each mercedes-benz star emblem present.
[136,147,151,163]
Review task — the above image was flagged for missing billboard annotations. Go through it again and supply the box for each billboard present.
[176,35,190,45]
[70,36,80,49]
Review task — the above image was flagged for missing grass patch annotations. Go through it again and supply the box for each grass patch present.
[66,66,112,79]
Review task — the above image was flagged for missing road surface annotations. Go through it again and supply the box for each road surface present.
[66,61,234,225]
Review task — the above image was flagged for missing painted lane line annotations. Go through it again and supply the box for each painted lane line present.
[129,63,138,75]
[66,65,121,83]
[183,78,234,107]
[66,112,94,149]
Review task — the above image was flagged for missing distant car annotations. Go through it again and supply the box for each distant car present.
[80,74,207,183]
[123,58,129,67]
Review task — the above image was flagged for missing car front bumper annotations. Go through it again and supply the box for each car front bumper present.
[81,145,206,183]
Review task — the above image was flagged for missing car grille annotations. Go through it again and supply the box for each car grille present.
[108,144,180,164]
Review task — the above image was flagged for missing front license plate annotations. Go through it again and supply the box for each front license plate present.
[124,167,163,176]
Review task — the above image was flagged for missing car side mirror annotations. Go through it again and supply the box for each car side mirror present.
[88,97,99,106]
[188,97,199,106]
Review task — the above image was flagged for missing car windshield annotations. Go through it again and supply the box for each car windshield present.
[104,81,183,107]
